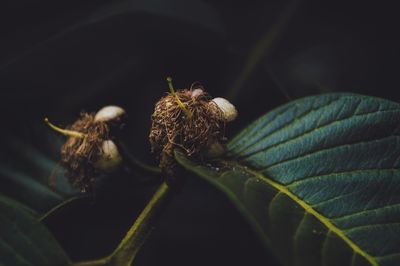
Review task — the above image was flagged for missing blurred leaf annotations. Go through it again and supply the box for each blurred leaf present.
[0,125,79,213]
[5,137,76,193]
[6,137,55,177]
[227,0,300,102]
[0,165,64,212]
[85,0,224,34]
[176,93,400,266]
[1,0,224,82]
[0,194,38,218]
[0,196,71,266]
[1,0,224,70]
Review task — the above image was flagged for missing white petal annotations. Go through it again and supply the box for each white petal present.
[94,140,122,172]
[94,106,126,122]
[212,97,238,122]
[191,89,204,98]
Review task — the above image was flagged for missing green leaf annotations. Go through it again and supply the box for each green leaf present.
[5,135,78,196]
[0,132,79,214]
[0,196,71,266]
[0,194,38,218]
[175,93,400,266]
[0,165,64,212]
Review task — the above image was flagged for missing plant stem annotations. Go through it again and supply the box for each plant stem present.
[74,258,109,266]
[109,182,171,265]
[74,182,172,266]
[167,77,192,118]
[39,195,88,222]
[117,142,162,175]
[44,118,85,138]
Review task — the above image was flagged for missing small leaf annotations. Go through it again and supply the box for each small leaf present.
[176,93,400,266]
[0,196,71,266]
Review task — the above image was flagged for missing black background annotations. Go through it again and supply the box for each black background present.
[0,0,397,265]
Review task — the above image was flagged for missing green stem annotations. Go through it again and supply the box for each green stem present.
[44,118,85,138]
[74,182,172,266]
[39,195,88,222]
[167,77,192,119]
[109,182,171,265]
[74,258,109,266]
[118,142,161,175]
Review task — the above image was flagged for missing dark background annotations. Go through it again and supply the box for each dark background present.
[0,1,396,265]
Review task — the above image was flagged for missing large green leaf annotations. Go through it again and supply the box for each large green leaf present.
[0,196,70,265]
[176,93,400,266]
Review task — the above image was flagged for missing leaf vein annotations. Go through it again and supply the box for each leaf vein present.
[0,237,32,265]
[344,222,400,233]
[262,135,400,174]
[233,164,379,266]
[232,97,343,156]
[287,168,400,188]
[333,203,400,221]
[0,213,49,265]
[240,108,399,162]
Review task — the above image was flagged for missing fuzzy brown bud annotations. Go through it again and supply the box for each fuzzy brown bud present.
[149,87,225,177]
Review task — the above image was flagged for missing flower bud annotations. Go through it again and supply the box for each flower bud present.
[94,106,126,123]
[211,97,238,122]
[94,140,122,172]
[191,89,204,98]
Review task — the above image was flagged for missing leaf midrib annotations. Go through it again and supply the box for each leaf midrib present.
[230,161,379,266]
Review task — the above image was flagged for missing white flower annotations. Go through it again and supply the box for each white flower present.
[94,105,126,123]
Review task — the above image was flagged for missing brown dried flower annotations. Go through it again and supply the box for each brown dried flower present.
[149,78,237,179]
[45,106,125,192]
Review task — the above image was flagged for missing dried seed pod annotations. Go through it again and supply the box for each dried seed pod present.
[45,105,126,192]
[149,78,236,180]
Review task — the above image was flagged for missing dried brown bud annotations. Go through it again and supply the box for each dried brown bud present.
[47,105,126,192]
[149,82,228,179]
